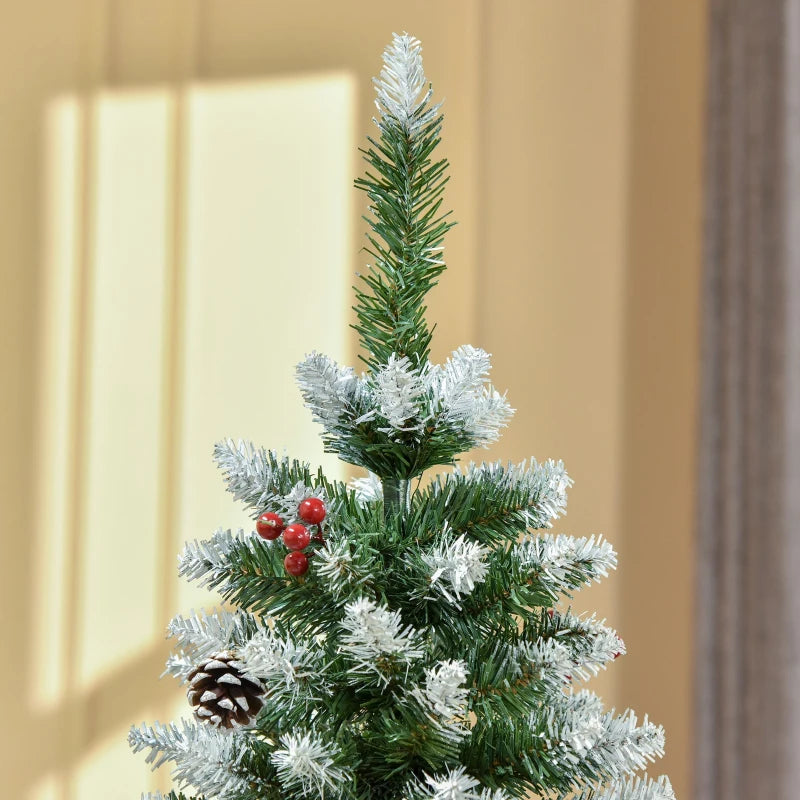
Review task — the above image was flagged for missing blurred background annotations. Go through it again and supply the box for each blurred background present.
[0,0,747,798]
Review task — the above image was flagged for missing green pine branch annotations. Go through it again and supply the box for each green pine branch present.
[405,462,567,548]
[353,81,454,372]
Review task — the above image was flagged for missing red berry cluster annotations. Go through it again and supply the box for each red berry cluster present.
[255,497,327,577]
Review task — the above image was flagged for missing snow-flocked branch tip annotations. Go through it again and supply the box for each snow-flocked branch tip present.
[178,528,257,588]
[424,532,490,605]
[238,627,325,699]
[429,346,514,446]
[374,354,426,436]
[350,472,383,504]
[406,659,470,743]
[545,691,666,775]
[213,439,286,512]
[542,611,626,682]
[339,598,422,684]
[421,659,469,718]
[409,766,501,800]
[296,353,362,431]
[167,609,254,654]
[575,775,675,800]
[513,533,618,594]
[451,457,572,527]
[374,32,438,133]
[129,719,253,800]
[271,731,351,798]
[314,535,377,598]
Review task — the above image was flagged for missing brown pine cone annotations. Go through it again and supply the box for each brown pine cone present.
[187,652,265,728]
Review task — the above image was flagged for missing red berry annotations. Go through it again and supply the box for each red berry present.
[298,497,326,524]
[256,512,284,540]
[284,551,309,576]
[283,523,311,551]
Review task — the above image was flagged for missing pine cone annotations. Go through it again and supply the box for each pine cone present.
[187,652,265,728]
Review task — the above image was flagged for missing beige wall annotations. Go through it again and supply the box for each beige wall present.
[476,4,706,796]
[619,4,706,795]
[0,2,705,798]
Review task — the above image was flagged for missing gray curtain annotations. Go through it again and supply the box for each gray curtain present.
[696,2,800,798]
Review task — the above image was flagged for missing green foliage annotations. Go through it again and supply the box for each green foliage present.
[312,399,476,482]
[406,460,568,547]
[177,466,619,798]
[353,83,454,372]
[134,34,668,800]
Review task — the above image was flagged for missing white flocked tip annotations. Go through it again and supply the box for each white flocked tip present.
[423,531,491,605]
[339,598,423,685]
[129,719,254,798]
[416,766,482,800]
[374,32,440,133]
[270,731,352,795]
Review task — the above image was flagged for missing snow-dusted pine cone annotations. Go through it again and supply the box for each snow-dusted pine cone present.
[187,652,265,728]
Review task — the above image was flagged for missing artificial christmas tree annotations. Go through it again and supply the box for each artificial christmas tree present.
[130,33,674,800]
